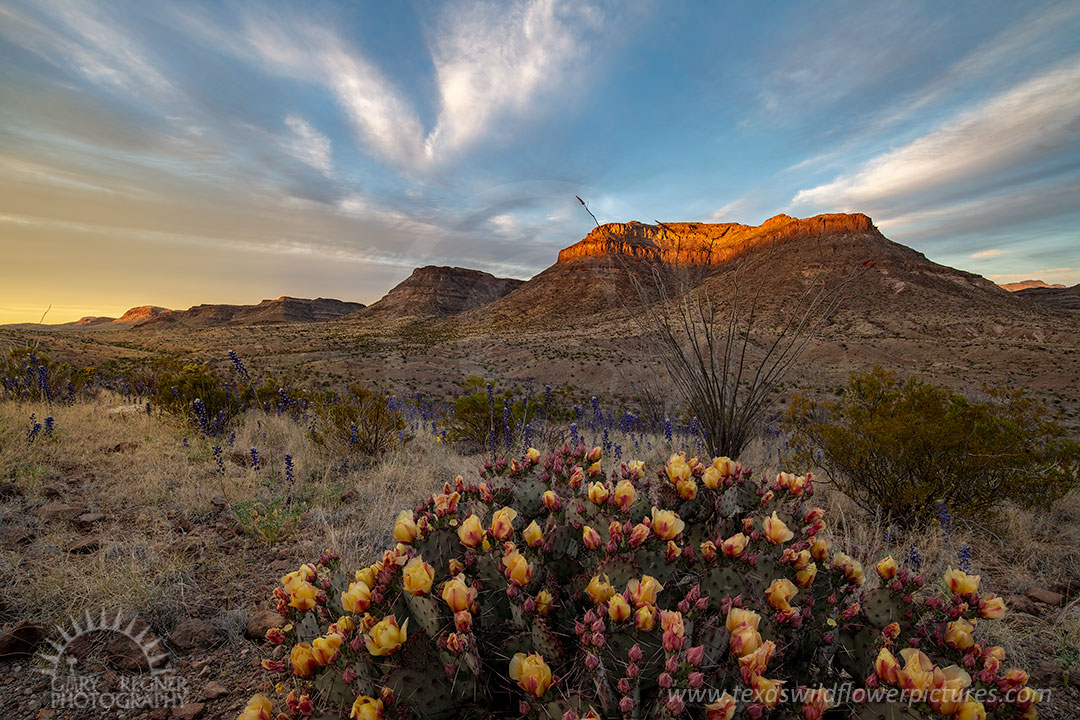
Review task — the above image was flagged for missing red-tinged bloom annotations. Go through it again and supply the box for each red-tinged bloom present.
[738,639,776,682]
[582,525,602,550]
[721,532,749,558]
[265,627,286,645]
[801,688,833,720]
[627,575,664,608]
[700,540,717,562]
[290,643,319,677]
[875,647,901,685]
[876,556,898,580]
[608,593,632,622]
[613,479,637,511]
[260,658,285,673]
[627,523,650,547]
[979,594,1006,619]
[705,693,737,720]
[542,490,562,511]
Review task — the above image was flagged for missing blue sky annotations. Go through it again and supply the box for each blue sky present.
[1,0,1078,322]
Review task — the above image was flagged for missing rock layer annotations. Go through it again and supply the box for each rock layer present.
[355,266,524,319]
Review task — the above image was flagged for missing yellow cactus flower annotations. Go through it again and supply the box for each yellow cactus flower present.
[342,580,372,614]
[288,581,318,612]
[525,447,541,464]
[442,576,476,613]
[432,491,460,517]
[330,615,355,635]
[503,550,533,587]
[522,520,543,547]
[750,674,783,708]
[660,609,685,637]
[932,665,972,715]
[712,456,736,476]
[720,532,749,558]
[237,694,273,720]
[801,688,833,718]
[490,507,518,541]
[809,536,830,562]
[457,514,485,548]
[508,652,552,697]
[762,512,794,545]
[979,594,1006,619]
[349,695,384,720]
[355,565,377,588]
[705,692,736,720]
[628,522,651,546]
[402,556,434,596]
[898,648,936,695]
[665,453,691,483]
[702,466,721,489]
[945,617,977,650]
[956,700,987,720]
[448,558,465,577]
[364,615,408,656]
[290,643,318,677]
[765,578,798,612]
[614,479,637,511]
[875,556,898,580]
[627,460,645,479]
[875,647,901,685]
[608,593,632,622]
[675,478,698,500]
[795,562,818,588]
[535,589,553,616]
[585,573,614,604]
[650,507,685,540]
[726,607,761,633]
[311,633,343,665]
[393,510,419,544]
[738,639,776,679]
[582,525,602,550]
[833,553,865,587]
[944,568,980,595]
[634,604,657,631]
[587,459,603,477]
[541,490,561,510]
[627,575,664,608]
[587,481,610,505]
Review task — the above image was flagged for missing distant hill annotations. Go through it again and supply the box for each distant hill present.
[470,213,1046,338]
[352,266,524,320]
[1012,284,1080,311]
[3,298,363,330]
[138,297,364,328]
[1001,279,1067,291]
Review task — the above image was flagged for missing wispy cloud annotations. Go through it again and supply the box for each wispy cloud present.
[425,0,605,159]
[989,268,1073,282]
[791,55,1080,214]
[282,114,332,175]
[970,248,1011,260]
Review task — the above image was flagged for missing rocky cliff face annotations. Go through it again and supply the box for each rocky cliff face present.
[1001,280,1067,292]
[355,266,524,319]
[113,306,172,325]
[136,297,365,328]
[557,213,878,266]
[1013,284,1080,310]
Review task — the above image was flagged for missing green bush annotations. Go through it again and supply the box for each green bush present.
[448,377,564,451]
[783,366,1079,526]
[312,384,408,459]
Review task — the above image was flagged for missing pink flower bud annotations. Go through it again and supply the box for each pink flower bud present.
[627,662,640,679]
[696,597,709,612]
[628,643,643,662]
[658,673,674,688]
[666,695,685,715]
[665,655,679,673]
[619,697,635,713]
[686,645,704,667]
[585,653,599,671]
[618,678,631,694]
[688,672,704,689]
[591,633,605,647]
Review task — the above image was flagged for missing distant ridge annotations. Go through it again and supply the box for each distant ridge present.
[1001,279,1067,292]
[352,266,524,320]
[1012,283,1080,311]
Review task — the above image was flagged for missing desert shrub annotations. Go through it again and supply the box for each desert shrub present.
[150,360,253,436]
[784,366,1080,526]
[246,446,1037,719]
[0,348,89,403]
[448,377,564,453]
[312,384,409,459]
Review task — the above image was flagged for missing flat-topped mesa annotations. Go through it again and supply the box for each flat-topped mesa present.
[557,212,878,265]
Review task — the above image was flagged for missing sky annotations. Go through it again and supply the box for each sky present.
[1,0,1078,324]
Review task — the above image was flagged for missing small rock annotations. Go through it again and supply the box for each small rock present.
[171,702,206,720]
[74,512,108,530]
[110,442,139,453]
[0,482,23,499]
[40,486,62,500]
[1008,595,1038,615]
[169,618,217,653]
[246,609,282,640]
[0,622,49,658]
[1025,587,1064,606]
[66,535,102,554]
[210,496,228,509]
[340,488,357,504]
[269,559,292,573]
[35,503,87,522]
[201,681,228,700]
[0,526,34,549]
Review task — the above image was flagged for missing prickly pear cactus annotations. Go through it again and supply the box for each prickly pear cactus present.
[246,447,1037,720]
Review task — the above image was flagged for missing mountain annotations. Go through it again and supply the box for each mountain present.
[1001,279,1067,291]
[353,266,524,320]
[137,297,364,328]
[114,306,172,325]
[1012,284,1080,311]
[474,212,1036,335]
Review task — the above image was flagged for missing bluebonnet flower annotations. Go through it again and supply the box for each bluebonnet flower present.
[935,501,952,538]
[284,454,295,485]
[44,416,54,437]
[26,414,41,444]
[182,437,189,448]
[957,545,973,572]
[228,350,251,384]
[569,422,580,449]
[212,446,225,476]
[905,543,923,571]
[249,447,260,470]
[348,423,359,453]
[663,417,673,444]
[145,402,151,416]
